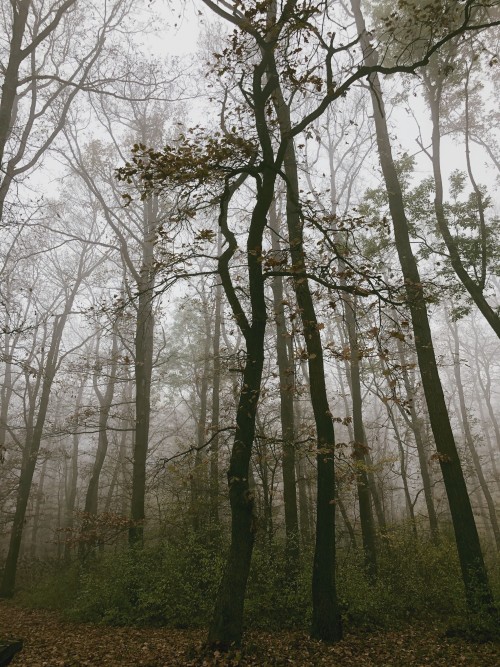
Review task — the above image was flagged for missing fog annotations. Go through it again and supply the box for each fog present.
[0,1,499,664]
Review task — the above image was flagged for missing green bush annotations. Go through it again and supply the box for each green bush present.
[17,524,498,633]
[336,525,466,629]
[68,535,226,626]
[17,560,81,612]
[244,538,312,629]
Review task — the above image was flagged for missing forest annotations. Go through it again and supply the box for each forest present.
[1,1,500,665]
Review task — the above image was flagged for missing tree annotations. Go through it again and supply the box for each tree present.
[351,0,497,623]
[0,0,135,224]
[118,0,500,646]
[0,222,107,596]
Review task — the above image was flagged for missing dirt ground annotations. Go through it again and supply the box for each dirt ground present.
[1,601,499,666]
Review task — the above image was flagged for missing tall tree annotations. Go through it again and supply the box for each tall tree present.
[0,231,106,596]
[351,0,497,621]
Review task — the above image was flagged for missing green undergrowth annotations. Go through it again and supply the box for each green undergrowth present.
[16,525,500,634]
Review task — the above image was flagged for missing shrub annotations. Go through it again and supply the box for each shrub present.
[17,523,498,633]
[69,535,225,626]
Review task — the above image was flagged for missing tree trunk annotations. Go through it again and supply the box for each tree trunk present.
[29,457,48,559]
[209,236,223,533]
[0,276,80,597]
[207,255,268,649]
[207,129,275,645]
[63,379,86,562]
[269,200,300,562]
[343,297,377,576]
[272,81,342,642]
[351,0,496,618]
[449,320,500,550]
[129,197,157,547]
[396,339,439,539]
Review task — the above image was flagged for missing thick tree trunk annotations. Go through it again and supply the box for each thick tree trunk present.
[351,0,496,617]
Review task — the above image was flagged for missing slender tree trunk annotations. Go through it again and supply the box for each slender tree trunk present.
[129,197,157,547]
[63,379,86,562]
[336,321,385,532]
[85,331,119,516]
[473,375,500,495]
[0,2,29,170]
[191,301,211,533]
[0,276,80,597]
[396,339,439,539]
[209,237,223,533]
[207,143,275,646]
[351,0,496,618]
[386,405,417,534]
[29,457,48,559]
[272,83,342,642]
[337,492,357,549]
[449,320,500,550]
[295,445,312,546]
[207,262,267,649]
[343,297,377,576]
[269,199,300,562]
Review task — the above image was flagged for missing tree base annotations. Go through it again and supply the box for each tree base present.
[0,640,23,666]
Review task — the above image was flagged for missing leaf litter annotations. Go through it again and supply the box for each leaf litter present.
[1,601,499,666]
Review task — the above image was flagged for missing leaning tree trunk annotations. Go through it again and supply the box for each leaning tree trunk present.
[0,309,71,597]
[0,248,89,598]
[351,0,496,619]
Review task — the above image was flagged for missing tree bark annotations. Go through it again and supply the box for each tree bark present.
[207,55,277,639]
[395,339,439,539]
[129,197,157,547]
[343,297,377,576]
[209,236,223,533]
[0,294,77,596]
[269,199,300,562]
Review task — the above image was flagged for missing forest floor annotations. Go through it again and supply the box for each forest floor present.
[1,601,500,666]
